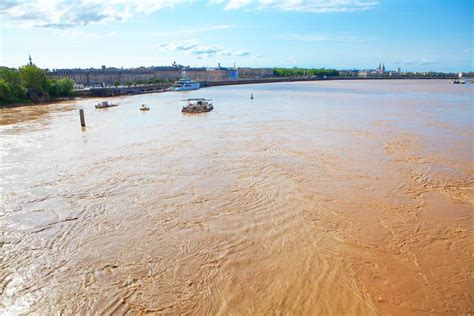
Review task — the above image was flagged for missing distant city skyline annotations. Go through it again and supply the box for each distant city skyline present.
[1,0,473,72]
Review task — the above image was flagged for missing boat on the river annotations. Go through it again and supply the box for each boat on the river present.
[181,98,213,113]
[140,104,150,111]
[450,79,466,84]
[171,70,200,91]
[95,101,118,109]
[172,78,200,91]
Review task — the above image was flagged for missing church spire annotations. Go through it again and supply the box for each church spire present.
[28,55,33,66]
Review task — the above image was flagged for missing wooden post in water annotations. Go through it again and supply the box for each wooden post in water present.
[79,109,85,127]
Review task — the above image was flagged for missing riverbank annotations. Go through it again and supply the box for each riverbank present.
[0,96,81,109]
[1,76,462,109]
[1,85,193,109]
[201,75,459,88]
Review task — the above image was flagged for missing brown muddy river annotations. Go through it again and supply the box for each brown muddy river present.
[0,80,473,315]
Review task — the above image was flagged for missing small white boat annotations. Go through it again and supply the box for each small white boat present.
[450,79,466,84]
[95,101,118,109]
[140,104,150,111]
[181,98,213,113]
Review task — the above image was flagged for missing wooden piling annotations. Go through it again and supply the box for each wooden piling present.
[79,109,85,127]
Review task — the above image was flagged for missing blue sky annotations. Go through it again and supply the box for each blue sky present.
[0,0,472,72]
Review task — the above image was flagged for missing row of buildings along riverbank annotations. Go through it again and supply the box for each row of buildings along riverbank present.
[47,63,274,87]
[45,60,468,89]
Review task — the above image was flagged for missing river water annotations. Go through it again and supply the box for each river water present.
[1,80,473,314]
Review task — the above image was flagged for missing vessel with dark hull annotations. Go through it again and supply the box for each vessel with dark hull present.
[181,98,213,113]
[95,101,118,109]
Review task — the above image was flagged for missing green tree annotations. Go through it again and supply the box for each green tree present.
[19,64,48,93]
[56,78,74,96]
[113,80,120,87]
[47,78,74,97]
[47,79,60,98]
[0,67,26,102]
[0,79,13,102]
[273,67,339,77]
[0,65,75,104]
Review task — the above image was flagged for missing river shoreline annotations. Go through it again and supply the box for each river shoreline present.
[0,97,80,109]
[0,76,461,109]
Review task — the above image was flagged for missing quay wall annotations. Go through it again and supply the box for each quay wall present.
[80,76,459,98]
[201,75,458,87]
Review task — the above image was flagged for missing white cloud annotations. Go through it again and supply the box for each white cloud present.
[223,0,253,10]
[211,0,380,12]
[159,40,252,58]
[0,0,191,28]
[160,41,199,51]
[133,0,191,14]
[0,0,379,29]
[233,50,252,56]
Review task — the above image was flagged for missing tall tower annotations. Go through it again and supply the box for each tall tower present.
[28,55,33,66]
[382,63,385,73]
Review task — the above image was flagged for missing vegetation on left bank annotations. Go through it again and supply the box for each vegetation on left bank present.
[0,64,75,105]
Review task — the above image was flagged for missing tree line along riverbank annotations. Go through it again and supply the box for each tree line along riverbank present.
[0,64,74,106]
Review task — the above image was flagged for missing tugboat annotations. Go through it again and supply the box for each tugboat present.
[95,101,118,109]
[140,104,150,111]
[181,98,213,113]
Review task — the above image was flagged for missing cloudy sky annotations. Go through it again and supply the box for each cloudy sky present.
[0,0,472,71]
